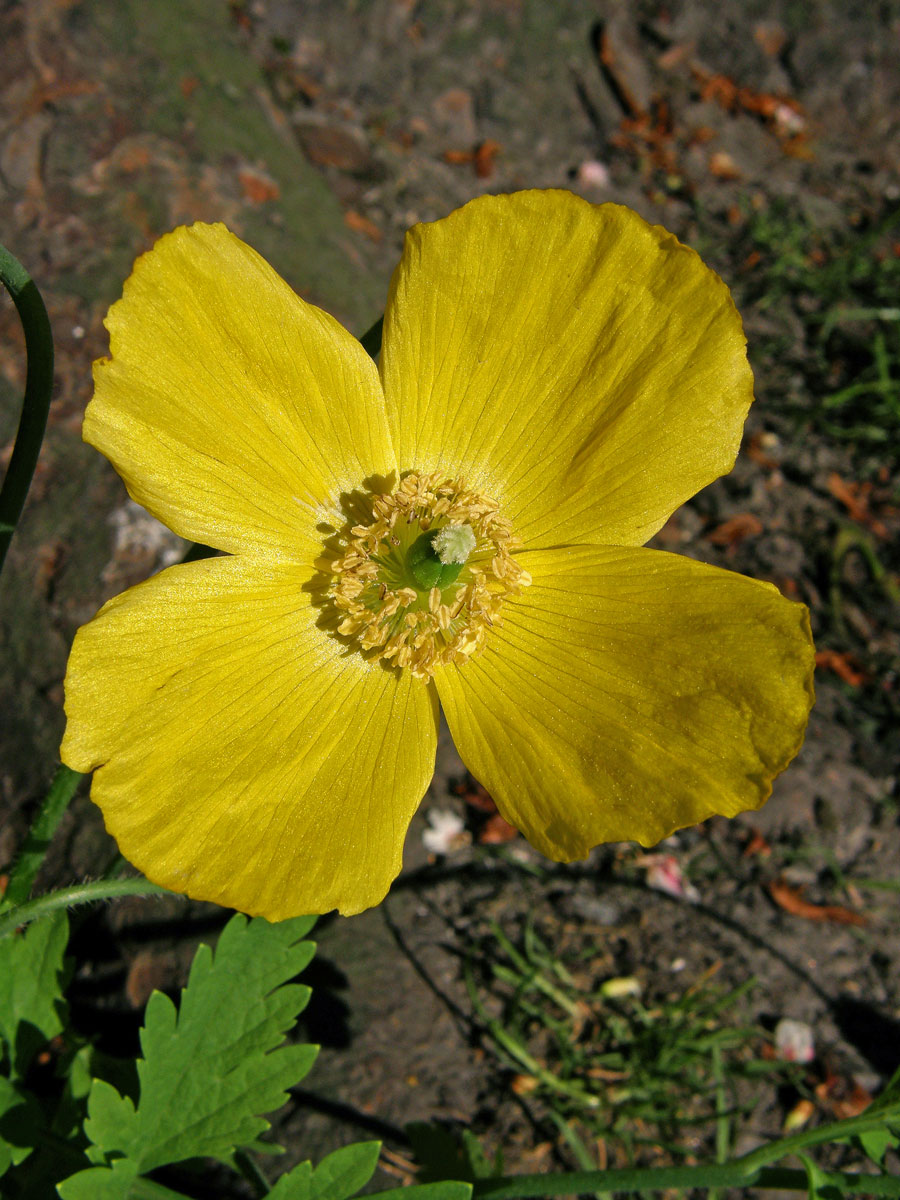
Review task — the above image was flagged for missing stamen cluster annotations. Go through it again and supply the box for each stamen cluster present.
[329,471,531,679]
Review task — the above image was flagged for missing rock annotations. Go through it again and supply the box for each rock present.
[293,117,378,175]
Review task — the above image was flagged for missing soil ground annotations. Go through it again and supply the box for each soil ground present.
[1,1,899,1196]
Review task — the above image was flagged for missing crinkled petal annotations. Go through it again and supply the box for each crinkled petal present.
[61,556,437,918]
[87,223,394,561]
[380,190,752,547]
[434,545,814,857]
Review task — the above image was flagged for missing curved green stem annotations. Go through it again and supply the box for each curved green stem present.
[0,243,54,573]
[466,1103,900,1198]
[2,764,83,909]
[736,1105,900,1172]
[469,1164,900,1198]
[0,877,178,939]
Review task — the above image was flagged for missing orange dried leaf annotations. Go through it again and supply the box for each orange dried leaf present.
[831,1082,873,1120]
[657,42,694,71]
[344,209,383,242]
[238,167,280,205]
[827,472,888,538]
[442,148,474,165]
[693,69,739,110]
[709,150,742,180]
[769,879,866,926]
[512,1073,539,1095]
[689,125,717,146]
[519,1141,554,1171]
[815,1072,873,1118]
[474,139,502,179]
[815,649,867,687]
[707,513,763,545]
[479,813,520,845]
[692,64,806,144]
[742,828,771,857]
[453,778,496,812]
[587,1065,628,1081]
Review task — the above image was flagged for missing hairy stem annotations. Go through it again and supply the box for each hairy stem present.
[2,764,84,908]
[0,877,178,939]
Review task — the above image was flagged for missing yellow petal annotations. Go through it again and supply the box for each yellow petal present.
[62,556,437,918]
[434,545,814,857]
[87,223,394,561]
[380,190,752,547]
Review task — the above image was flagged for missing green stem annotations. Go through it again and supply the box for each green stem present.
[735,1106,900,1172]
[0,243,54,573]
[0,877,177,939]
[2,764,84,908]
[234,1149,270,1196]
[469,1164,900,1198]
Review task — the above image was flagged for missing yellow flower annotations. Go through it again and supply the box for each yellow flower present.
[61,190,814,920]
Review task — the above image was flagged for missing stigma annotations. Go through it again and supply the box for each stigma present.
[327,472,531,679]
[433,523,476,565]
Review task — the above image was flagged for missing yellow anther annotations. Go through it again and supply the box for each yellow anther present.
[326,471,530,678]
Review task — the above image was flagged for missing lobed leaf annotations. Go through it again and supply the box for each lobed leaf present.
[0,1076,43,1176]
[80,913,317,1173]
[265,1141,473,1200]
[57,1159,138,1200]
[0,910,69,1077]
[268,1140,380,1199]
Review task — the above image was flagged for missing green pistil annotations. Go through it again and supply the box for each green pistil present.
[407,528,470,591]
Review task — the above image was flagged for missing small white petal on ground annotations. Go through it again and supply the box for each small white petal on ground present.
[422,808,470,855]
[775,1017,816,1063]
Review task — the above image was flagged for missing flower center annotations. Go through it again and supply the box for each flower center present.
[328,471,531,679]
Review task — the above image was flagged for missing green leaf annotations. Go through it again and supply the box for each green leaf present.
[80,913,317,1173]
[0,910,68,1076]
[367,1186,473,1200]
[0,1076,43,1176]
[311,1141,380,1198]
[407,1122,496,1184]
[858,1126,900,1165]
[870,1063,900,1116]
[799,1154,842,1200]
[268,1141,380,1200]
[57,1159,140,1200]
[267,1144,473,1200]
[268,1160,313,1200]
